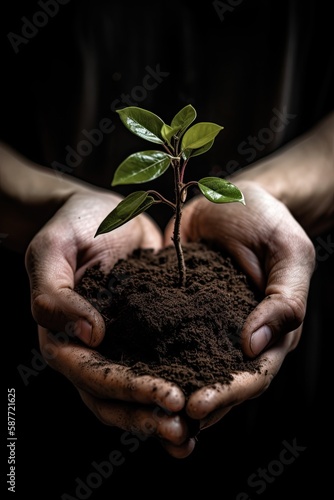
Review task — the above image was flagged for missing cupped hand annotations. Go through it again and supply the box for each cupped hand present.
[38,325,195,458]
[25,188,163,344]
[187,336,294,429]
[26,188,194,456]
[164,180,316,424]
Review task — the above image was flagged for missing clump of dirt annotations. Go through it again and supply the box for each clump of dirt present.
[75,241,264,399]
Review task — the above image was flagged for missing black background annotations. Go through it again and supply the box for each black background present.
[1,1,333,498]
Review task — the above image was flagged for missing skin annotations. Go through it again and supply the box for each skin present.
[165,182,315,428]
[33,180,314,459]
[1,110,333,459]
[29,191,196,458]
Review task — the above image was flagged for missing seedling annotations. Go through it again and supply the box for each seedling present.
[95,104,245,287]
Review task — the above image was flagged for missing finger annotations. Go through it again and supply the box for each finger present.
[79,390,189,446]
[26,232,105,347]
[186,337,290,420]
[240,226,315,358]
[159,437,197,459]
[39,327,185,412]
[199,406,232,430]
[139,213,164,250]
[81,389,196,458]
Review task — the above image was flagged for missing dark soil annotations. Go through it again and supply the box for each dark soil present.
[75,241,264,399]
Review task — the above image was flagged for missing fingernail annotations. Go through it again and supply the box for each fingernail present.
[75,318,93,345]
[250,325,272,355]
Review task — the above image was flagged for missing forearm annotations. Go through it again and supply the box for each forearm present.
[229,111,334,237]
[0,142,88,252]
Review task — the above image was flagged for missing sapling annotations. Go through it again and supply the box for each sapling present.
[95,104,245,287]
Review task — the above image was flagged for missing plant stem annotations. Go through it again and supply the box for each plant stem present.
[172,159,186,287]
[147,190,175,209]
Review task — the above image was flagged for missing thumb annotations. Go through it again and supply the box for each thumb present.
[25,239,105,348]
[240,294,304,358]
[29,289,105,347]
[240,246,315,358]
[139,212,164,250]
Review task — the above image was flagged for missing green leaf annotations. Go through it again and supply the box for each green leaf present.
[116,107,165,144]
[161,123,180,144]
[170,104,197,137]
[198,177,245,204]
[112,151,171,186]
[181,122,223,150]
[95,191,155,235]
[182,139,214,160]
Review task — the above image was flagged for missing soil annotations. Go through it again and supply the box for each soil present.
[75,241,264,400]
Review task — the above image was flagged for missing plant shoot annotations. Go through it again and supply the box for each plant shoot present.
[95,105,245,287]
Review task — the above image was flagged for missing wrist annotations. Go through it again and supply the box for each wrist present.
[227,114,334,236]
[0,143,88,252]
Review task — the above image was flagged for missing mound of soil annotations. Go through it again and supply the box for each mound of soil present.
[75,241,264,399]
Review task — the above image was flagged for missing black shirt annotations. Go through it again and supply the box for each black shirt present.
[2,1,333,227]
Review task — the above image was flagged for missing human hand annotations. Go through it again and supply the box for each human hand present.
[164,180,316,426]
[26,189,194,457]
[38,325,195,458]
[25,188,164,341]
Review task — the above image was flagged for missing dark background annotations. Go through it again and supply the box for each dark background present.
[2,244,332,498]
[1,1,333,498]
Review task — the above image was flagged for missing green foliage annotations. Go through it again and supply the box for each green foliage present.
[198,177,245,204]
[112,151,171,186]
[181,122,223,150]
[116,107,165,144]
[96,191,155,234]
[95,104,245,286]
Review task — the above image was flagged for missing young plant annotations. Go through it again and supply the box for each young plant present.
[95,104,245,287]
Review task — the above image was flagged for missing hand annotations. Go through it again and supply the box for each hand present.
[25,188,164,341]
[25,189,194,457]
[38,325,195,458]
[187,338,296,430]
[164,180,316,425]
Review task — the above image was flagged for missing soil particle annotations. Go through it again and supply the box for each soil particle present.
[75,241,264,399]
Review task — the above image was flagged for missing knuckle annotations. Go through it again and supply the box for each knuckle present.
[304,237,316,268]
[283,295,306,330]
[31,293,53,323]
